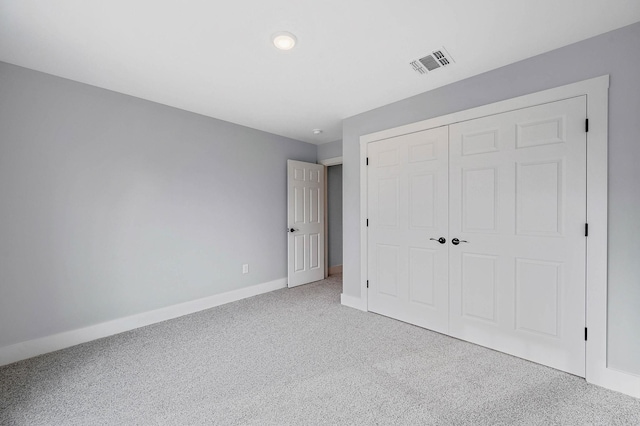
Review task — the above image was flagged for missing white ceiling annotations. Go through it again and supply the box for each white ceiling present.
[1,1,639,144]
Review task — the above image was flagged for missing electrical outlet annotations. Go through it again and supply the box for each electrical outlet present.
[242,264,249,274]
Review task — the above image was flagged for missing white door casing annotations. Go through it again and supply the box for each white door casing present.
[367,127,450,333]
[287,160,325,287]
[448,96,587,377]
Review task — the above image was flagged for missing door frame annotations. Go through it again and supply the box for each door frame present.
[358,75,638,398]
[319,156,343,278]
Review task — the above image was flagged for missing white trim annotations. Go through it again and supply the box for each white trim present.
[324,165,329,278]
[357,75,639,398]
[362,76,609,144]
[360,138,369,312]
[328,265,343,275]
[340,293,367,311]
[583,80,640,398]
[319,156,343,166]
[591,367,640,398]
[0,278,287,367]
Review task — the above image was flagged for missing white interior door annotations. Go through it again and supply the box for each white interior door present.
[448,96,587,377]
[367,127,450,333]
[287,160,325,288]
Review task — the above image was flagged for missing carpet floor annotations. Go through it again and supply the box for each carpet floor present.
[1,274,639,425]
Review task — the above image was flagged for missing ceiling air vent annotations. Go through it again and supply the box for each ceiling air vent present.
[410,47,454,75]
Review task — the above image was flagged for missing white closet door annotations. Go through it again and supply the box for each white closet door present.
[367,127,449,333]
[448,96,587,377]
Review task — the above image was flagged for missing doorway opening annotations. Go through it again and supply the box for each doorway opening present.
[320,156,343,278]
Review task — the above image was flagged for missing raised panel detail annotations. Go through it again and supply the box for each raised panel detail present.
[377,244,399,297]
[409,247,435,306]
[409,173,435,229]
[309,233,320,269]
[462,253,497,323]
[517,161,562,236]
[309,170,321,183]
[293,168,305,181]
[294,186,305,224]
[516,259,561,337]
[309,188,320,223]
[463,168,496,232]
[516,117,565,148]
[294,235,305,272]
[462,129,499,156]
[378,149,399,167]
[378,177,399,227]
[409,142,436,162]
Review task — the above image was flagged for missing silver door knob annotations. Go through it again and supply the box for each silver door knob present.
[430,237,446,244]
[451,238,468,245]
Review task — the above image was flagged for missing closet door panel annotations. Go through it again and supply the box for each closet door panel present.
[448,96,587,377]
[367,127,450,333]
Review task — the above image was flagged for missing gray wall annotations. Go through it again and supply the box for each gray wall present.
[317,139,343,161]
[327,165,343,268]
[342,22,640,375]
[0,62,316,348]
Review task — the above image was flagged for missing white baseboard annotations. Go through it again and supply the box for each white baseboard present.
[590,367,640,399]
[328,265,343,275]
[0,277,287,367]
[340,293,367,311]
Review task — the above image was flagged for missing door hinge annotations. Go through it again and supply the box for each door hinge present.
[585,327,588,341]
[585,223,589,237]
[585,118,589,133]
[366,157,369,166]
[366,219,369,227]
[367,280,369,289]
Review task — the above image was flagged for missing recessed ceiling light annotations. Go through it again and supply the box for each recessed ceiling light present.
[312,129,323,135]
[272,32,297,51]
